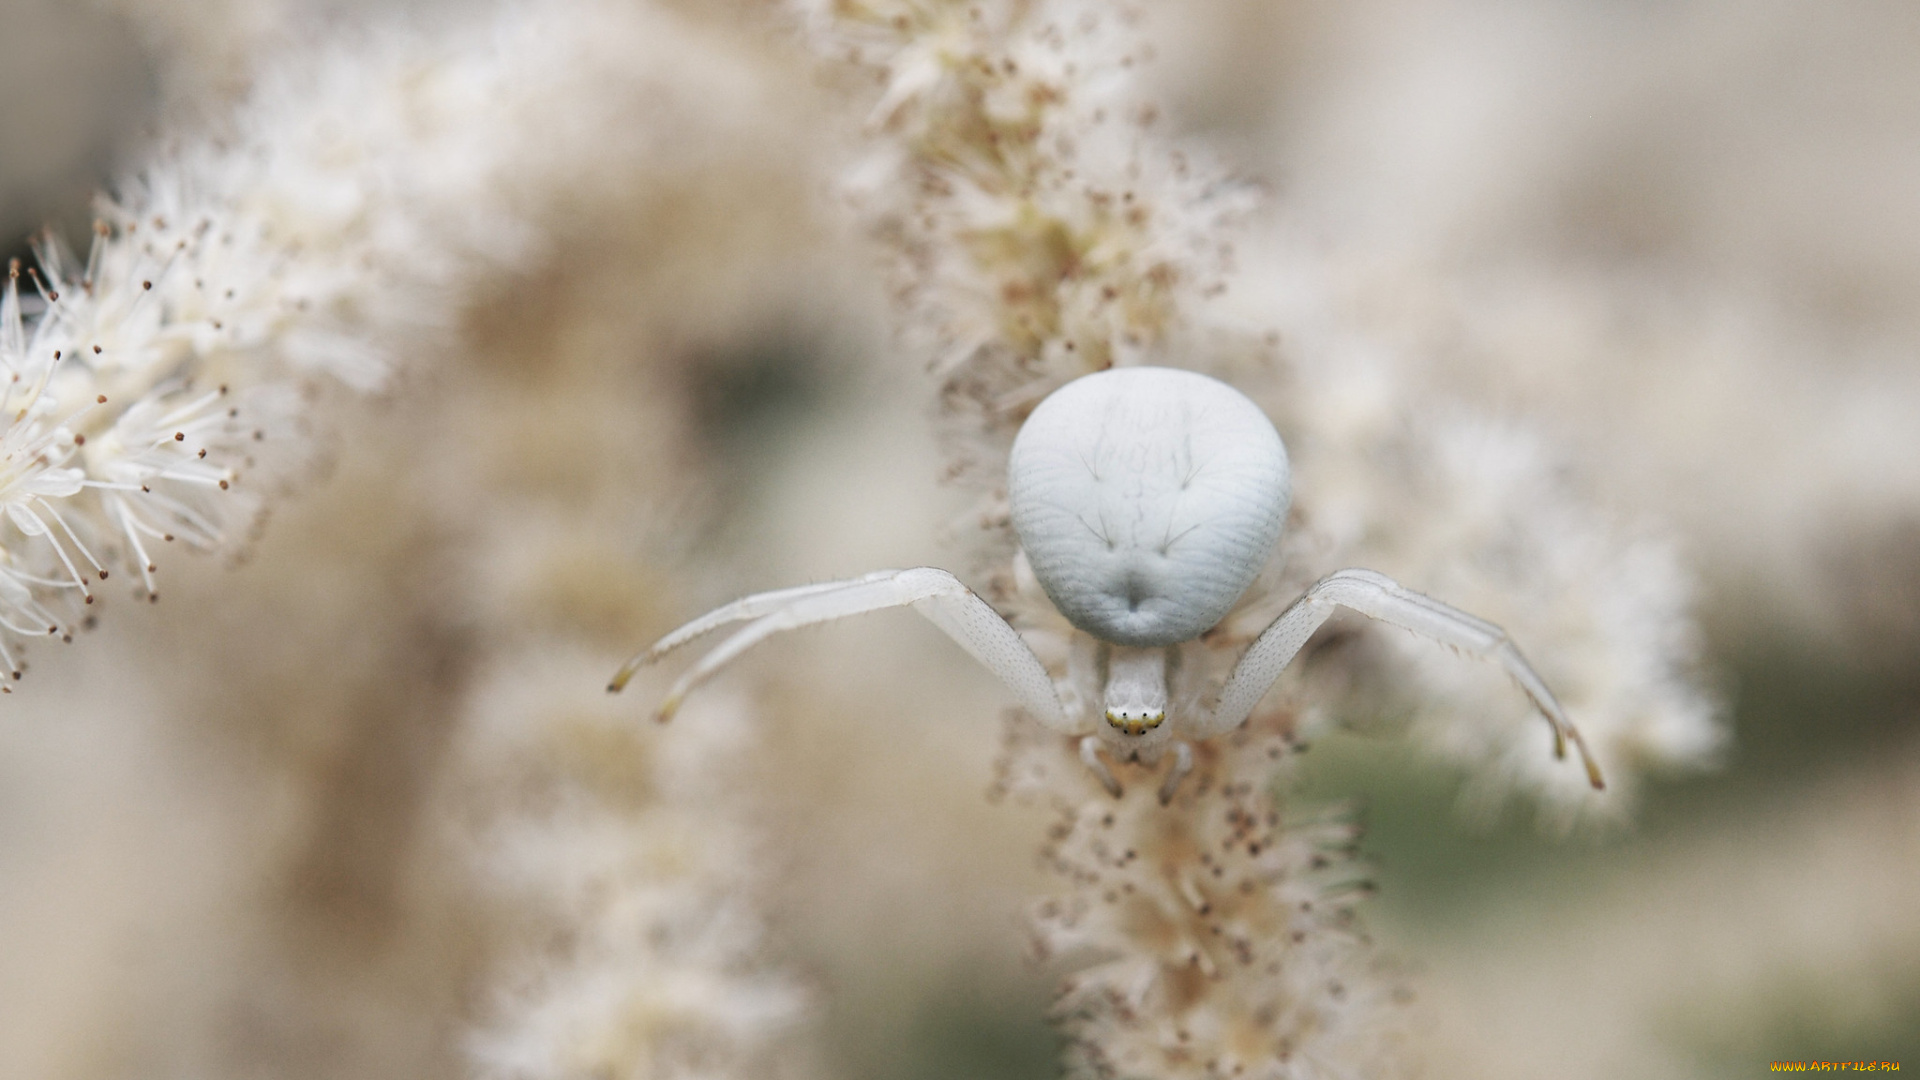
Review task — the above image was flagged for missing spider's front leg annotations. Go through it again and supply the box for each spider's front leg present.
[1199,568,1606,790]
[608,567,1076,732]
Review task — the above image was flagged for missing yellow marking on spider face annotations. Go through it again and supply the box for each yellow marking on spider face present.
[1105,710,1165,737]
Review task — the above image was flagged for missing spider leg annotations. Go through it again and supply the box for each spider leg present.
[608,569,900,689]
[1157,741,1194,805]
[613,568,1074,732]
[1079,736,1122,798]
[1201,568,1605,790]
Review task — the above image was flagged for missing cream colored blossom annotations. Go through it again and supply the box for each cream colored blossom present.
[0,0,764,682]
[997,707,1414,1080]
[795,0,1723,1071]
[462,653,813,1080]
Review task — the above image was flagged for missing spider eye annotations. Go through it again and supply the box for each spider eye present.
[1104,709,1165,737]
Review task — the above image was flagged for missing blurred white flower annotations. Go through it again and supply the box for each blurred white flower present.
[0,26,483,676]
[4,4,827,1071]
[997,708,1415,1079]
[0,0,781,683]
[799,0,1726,1070]
[463,653,814,1080]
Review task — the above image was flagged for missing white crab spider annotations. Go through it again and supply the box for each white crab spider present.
[610,367,1604,802]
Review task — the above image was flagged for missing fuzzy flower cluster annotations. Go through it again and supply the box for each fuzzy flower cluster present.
[0,0,773,690]
[795,0,1253,460]
[0,8,554,683]
[463,655,814,1080]
[4,12,827,1072]
[796,0,1423,1070]
[800,0,1723,1071]
[1218,242,1727,819]
[0,182,330,678]
[995,707,1414,1080]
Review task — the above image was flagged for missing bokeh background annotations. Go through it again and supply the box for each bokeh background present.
[2,0,1916,1077]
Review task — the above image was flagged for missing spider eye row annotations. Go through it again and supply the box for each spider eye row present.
[1105,709,1165,737]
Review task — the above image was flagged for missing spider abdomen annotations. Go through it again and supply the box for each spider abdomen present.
[1008,367,1291,647]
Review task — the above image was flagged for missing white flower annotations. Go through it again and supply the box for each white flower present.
[800,0,1725,1070]
[461,653,814,1080]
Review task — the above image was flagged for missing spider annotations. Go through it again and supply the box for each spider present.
[610,366,1605,803]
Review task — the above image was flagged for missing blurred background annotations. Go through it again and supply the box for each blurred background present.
[1,0,1916,1077]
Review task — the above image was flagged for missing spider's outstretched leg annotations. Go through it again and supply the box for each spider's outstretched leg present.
[609,568,1074,732]
[609,571,902,681]
[1200,568,1606,790]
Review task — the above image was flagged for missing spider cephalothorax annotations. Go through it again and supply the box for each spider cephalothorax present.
[611,366,1604,802]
